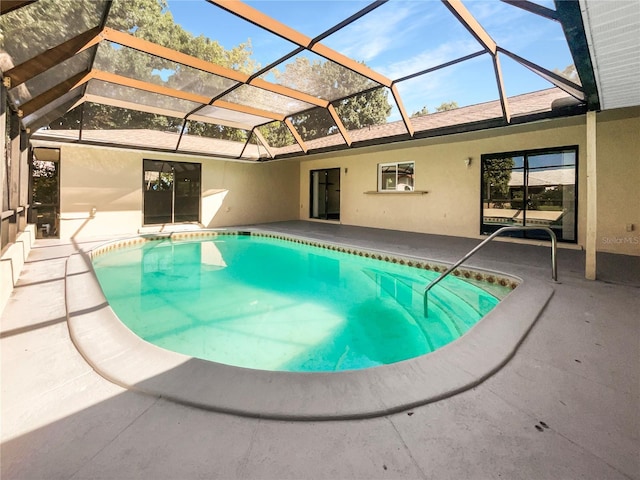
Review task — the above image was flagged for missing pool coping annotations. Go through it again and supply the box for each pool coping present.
[65,230,555,420]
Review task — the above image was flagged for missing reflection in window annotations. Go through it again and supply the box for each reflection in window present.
[481,147,577,242]
[145,170,173,192]
[378,162,414,192]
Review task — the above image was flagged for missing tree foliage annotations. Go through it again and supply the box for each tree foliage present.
[0,0,103,71]
[261,57,391,146]
[412,101,459,117]
[108,0,256,73]
[435,101,458,112]
[411,106,429,117]
[258,122,295,149]
[43,0,257,137]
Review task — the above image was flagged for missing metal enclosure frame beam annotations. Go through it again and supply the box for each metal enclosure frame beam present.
[3,27,102,87]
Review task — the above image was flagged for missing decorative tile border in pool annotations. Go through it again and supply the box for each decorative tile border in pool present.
[88,230,238,259]
[89,229,520,296]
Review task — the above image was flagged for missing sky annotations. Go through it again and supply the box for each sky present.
[165,0,574,121]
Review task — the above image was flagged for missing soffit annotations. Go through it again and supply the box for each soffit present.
[578,0,640,110]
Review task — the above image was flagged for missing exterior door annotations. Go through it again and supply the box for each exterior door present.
[310,168,340,220]
[143,159,201,225]
[481,147,577,242]
[31,147,60,238]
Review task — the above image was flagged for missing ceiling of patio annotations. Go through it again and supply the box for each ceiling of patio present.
[1,0,637,161]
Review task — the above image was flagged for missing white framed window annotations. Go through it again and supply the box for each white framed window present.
[378,162,415,192]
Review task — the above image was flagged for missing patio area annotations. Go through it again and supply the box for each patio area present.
[1,221,638,479]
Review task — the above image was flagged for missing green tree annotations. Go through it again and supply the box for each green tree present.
[411,101,458,118]
[0,0,104,70]
[435,101,458,112]
[185,122,248,142]
[259,122,295,149]
[411,106,429,117]
[44,0,256,136]
[260,57,391,146]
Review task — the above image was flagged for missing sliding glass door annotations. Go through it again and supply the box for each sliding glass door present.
[481,147,577,242]
[143,160,201,225]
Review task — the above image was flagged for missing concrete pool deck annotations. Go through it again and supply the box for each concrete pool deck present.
[2,221,639,479]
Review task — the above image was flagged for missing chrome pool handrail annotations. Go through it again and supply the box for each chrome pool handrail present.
[424,226,558,316]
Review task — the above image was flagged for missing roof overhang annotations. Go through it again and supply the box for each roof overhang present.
[576,0,640,110]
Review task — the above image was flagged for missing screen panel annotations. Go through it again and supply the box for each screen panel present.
[259,51,380,102]
[8,48,94,107]
[80,102,183,150]
[94,42,239,98]
[0,0,106,68]
[178,120,249,158]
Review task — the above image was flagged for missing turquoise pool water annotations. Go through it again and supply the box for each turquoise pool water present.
[92,234,502,372]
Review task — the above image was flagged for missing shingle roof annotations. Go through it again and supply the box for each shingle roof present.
[270,88,575,156]
[34,88,577,160]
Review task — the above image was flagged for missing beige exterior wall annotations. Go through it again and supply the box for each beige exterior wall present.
[37,107,638,256]
[56,144,300,239]
[595,107,640,256]
[200,157,300,229]
[299,116,588,242]
[298,109,639,256]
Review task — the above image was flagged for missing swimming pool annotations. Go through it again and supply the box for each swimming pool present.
[67,229,551,419]
[91,232,509,372]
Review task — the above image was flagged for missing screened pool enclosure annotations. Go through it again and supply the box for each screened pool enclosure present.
[1,0,595,161]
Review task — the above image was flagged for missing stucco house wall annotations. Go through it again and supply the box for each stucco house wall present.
[54,145,300,239]
[594,108,640,256]
[298,108,639,256]
[33,107,638,256]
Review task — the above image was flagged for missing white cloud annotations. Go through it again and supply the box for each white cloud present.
[467,1,524,29]
[464,1,557,53]
[392,52,500,117]
[379,38,480,80]
[393,68,454,116]
[327,3,435,62]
